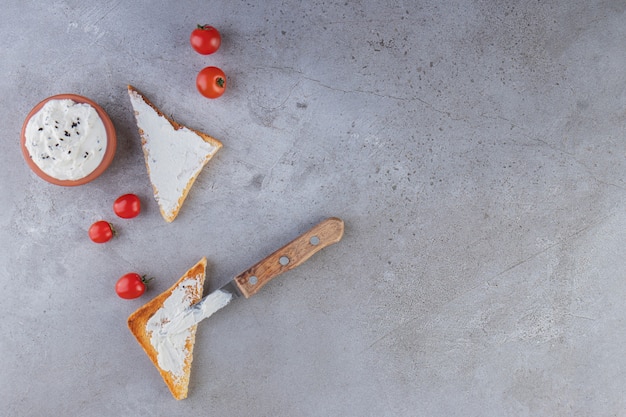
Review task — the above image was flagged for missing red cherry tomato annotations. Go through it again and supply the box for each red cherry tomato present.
[115,273,151,299]
[190,25,221,55]
[196,66,227,99]
[88,221,114,243]
[113,194,141,219]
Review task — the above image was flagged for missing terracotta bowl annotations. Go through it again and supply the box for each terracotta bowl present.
[20,94,117,186]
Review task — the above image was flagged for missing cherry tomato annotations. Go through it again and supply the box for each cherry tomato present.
[88,221,115,243]
[196,66,226,99]
[190,24,221,55]
[113,193,141,219]
[115,273,152,299]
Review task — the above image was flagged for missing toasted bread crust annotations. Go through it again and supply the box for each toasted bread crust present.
[127,258,207,400]
[127,85,223,222]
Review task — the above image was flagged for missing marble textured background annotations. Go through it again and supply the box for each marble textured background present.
[1,1,625,415]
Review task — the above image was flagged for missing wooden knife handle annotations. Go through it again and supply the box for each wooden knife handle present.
[234,217,344,298]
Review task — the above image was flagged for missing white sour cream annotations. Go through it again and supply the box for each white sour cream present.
[146,277,233,378]
[24,99,107,180]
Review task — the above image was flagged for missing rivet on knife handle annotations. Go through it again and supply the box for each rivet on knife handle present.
[234,217,344,298]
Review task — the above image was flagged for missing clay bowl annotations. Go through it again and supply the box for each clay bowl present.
[20,94,117,186]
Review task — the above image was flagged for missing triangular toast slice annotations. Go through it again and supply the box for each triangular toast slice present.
[127,257,207,400]
[127,86,222,222]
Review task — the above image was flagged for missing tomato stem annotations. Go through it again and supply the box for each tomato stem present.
[216,77,225,88]
[141,275,154,286]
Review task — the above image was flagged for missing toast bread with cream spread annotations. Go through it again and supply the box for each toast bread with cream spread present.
[127,257,207,400]
[127,85,222,222]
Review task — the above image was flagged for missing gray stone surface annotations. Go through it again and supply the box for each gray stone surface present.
[2,0,626,415]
